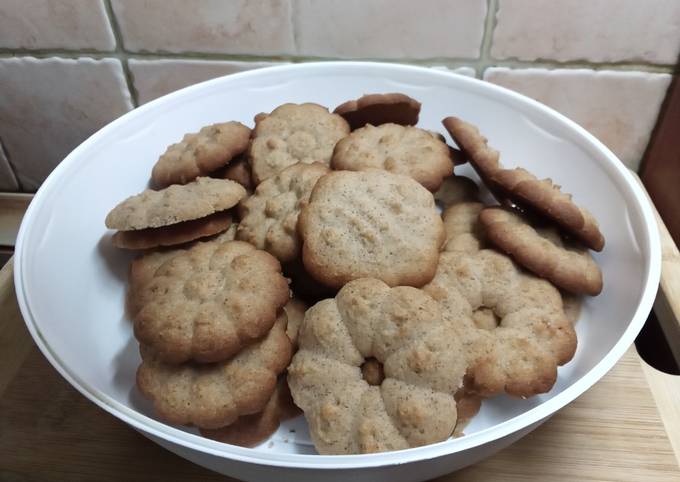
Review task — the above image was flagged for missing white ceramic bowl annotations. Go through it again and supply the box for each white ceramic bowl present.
[14,62,660,482]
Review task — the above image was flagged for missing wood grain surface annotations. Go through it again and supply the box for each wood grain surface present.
[1,259,679,481]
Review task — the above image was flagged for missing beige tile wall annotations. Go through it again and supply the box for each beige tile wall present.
[0,0,677,192]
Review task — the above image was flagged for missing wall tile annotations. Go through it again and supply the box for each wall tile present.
[484,68,671,170]
[492,0,680,64]
[111,0,294,55]
[129,59,288,104]
[0,57,133,191]
[0,0,115,51]
[0,141,19,191]
[294,0,486,59]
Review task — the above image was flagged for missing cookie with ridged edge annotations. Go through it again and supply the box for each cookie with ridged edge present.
[137,314,292,430]
[129,239,290,364]
[333,93,420,130]
[249,103,349,184]
[106,177,246,231]
[288,278,466,454]
[112,210,233,250]
[152,121,251,188]
[479,207,603,295]
[299,170,445,288]
[237,162,329,263]
[332,123,453,191]
[423,202,577,398]
[442,116,604,251]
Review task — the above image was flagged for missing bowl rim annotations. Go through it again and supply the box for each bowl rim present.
[14,61,661,469]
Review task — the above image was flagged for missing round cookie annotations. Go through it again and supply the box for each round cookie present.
[112,210,233,250]
[152,121,251,188]
[200,376,300,447]
[129,239,290,364]
[237,162,329,263]
[106,177,246,231]
[298,170,445,288]
[479,207,603,295]
[249,103,349,184]
[442,116,604,251]
[137,314,292,430]
[331,123,453,191]
[333,93,421,130]
[423,202,577,398]
[288,278,466,454]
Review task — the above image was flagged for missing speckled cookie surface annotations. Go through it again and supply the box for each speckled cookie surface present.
[423,203,577,398]
[332,124,453,191]
[333,93,421,130]
[112,210,233,250]
[299,170,445,288]
[249,103,349,184]
[151,121,251,188]
[237,162,329,262]
[288,278,465,454]
[129,240,290,364]
[105,177,246,231]
[137,314,292,430]
[443,116,604,251]
[480,207,603,295]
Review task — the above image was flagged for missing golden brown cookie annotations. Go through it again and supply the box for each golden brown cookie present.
[210,155,254,192]
[480,207,603,295]
[237,162,329,262]
[152,122,251,188]
[249,103,349,184]
[434,175,480,209]
[288,278,466,454]
[105,177,246,231]
[331,124,453,191]
[299,170,445,288]
[200,375,300,447]
[137,314,292,430]
[333,93,421,130]
[442,116,604,251]
[129,240,290,364]
[112,210,233,250]
[423,203,577,398]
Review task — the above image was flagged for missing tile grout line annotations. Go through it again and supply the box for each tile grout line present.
[102,0,139,107]
[0,49,674,74]
[475,0,499,78]
[0,135,22,192]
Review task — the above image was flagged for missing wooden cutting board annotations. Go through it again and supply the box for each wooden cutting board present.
[1,259,679,481]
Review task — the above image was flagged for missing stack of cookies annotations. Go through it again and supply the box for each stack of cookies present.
[105,92,605,454]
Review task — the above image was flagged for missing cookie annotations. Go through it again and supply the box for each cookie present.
[249,103,349,184]
[200,375,300,447]
[211,155,254,192]
[288,278,466,454]
[137,313,292,430]
[423,203,577,398]
[562,292,582,324]
[105,177,246,231]
[333,93,421,130]
[434,175,480,209]
[130,239,290,364]
[237,162,329,262]
[283,258,338,303]
[283,297,307,348]
[480,207,603,295]
[442,116,604,251]
[331,124,453,191]
[112,210,233,250]
[441,201,486,253]
[299,170,445,288]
